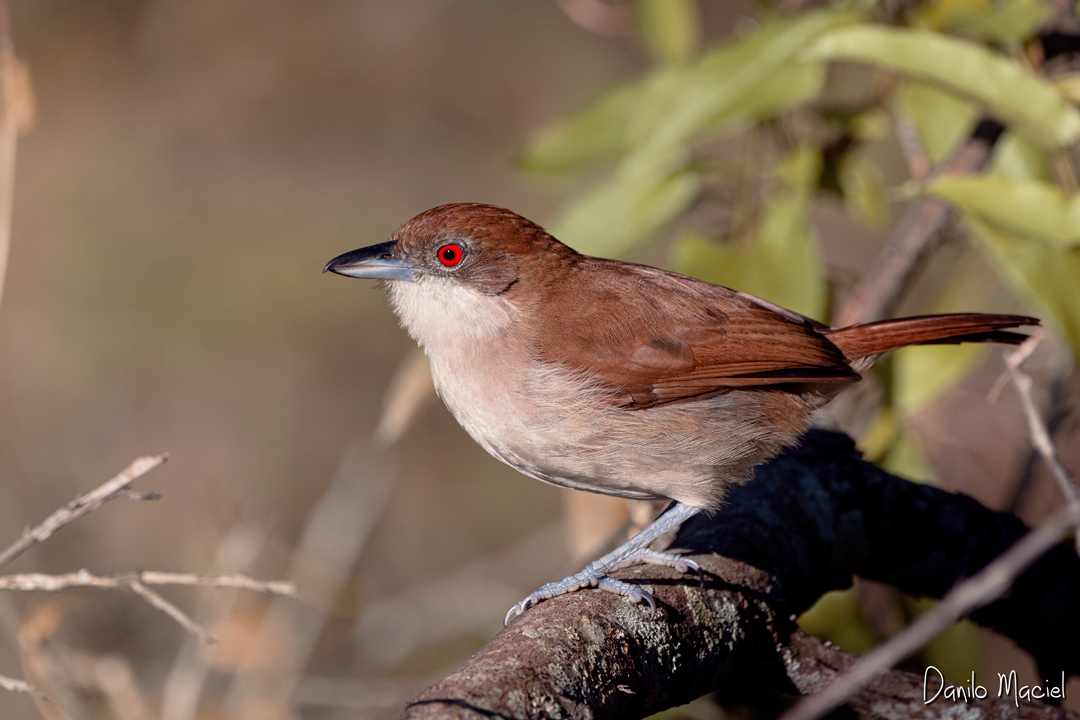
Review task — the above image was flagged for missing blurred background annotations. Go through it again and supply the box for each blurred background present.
[0,1,1076,719]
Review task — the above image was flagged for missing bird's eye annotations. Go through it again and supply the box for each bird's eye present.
[437,243,464,267]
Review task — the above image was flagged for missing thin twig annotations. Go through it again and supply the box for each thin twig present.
[139,571,297,596]
[0,570,298,597]
[0,672,46,700]
[0,569,297,646]
[783,630,1080,720]
[1004,367,1074,513]
[127,579,218,646]
[780,498,1080,720]
[0,454,168,569]
[1003,332,1080,508]
[783,345,1079,720]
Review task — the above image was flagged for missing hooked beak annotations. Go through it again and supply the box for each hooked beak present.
[323,241,418,282]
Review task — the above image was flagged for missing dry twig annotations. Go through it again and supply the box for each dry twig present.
[779,498,1080,720]
[0,570,297,596]
[781,342,1080,720]
[0,671,46,700]
[0,454,168,569]
[0,453,298,671]
[1003,332,1080,509]
[0,570,299,646]
[128,579,217,646]
[401,431,1080,719]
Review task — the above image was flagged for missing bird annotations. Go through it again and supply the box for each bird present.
[324,202,1038,624]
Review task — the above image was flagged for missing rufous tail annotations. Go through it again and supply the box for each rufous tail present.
[824,313,1039,360]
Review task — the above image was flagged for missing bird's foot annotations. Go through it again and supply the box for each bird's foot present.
[504,501,702,625]
[503,546,701,625]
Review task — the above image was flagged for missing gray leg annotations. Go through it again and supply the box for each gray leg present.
[504,502,702,624]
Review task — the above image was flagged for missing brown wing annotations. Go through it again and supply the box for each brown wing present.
[535,260,858,409]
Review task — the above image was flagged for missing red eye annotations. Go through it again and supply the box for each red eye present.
[437,243,463,267]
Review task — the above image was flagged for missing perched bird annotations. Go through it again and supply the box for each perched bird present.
[325,203,1037,623]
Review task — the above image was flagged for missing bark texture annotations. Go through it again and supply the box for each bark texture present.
[401,430,1080,720]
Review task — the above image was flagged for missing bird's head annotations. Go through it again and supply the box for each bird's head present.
[324,203,577,348]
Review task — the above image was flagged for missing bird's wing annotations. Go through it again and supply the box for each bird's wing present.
[537,262,858,409]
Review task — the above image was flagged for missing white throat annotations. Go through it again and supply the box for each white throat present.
[387,275,520,354]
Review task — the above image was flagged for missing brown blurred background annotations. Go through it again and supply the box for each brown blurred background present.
[0,2,665,718]
[0,2,1076,719]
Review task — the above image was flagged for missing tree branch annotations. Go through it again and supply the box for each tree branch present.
[781,334,1080,720]
[784,632,1077,720]
[782,498,1080,720]
[0,454,168,569]
[400,430,1079,720]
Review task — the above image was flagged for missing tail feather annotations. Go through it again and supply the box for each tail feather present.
[824,313,1039,360]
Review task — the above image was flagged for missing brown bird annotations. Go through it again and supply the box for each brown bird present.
[325,203,1037,623]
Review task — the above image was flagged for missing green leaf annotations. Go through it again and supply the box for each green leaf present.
[631,7,863,167]
[912,0,1050,46]
[806,25,1080,148]
[624,57,824,163]
[925,175,1080,248]
[893,81,978,163]
[550,161,699,257]
[963,214,1080,357]
[851,107,892,142]
[705,59,825,132]
[989,131,1053,183]
[535,9,857,252]
[624,66,694,153]
[634,0,701,66]
[518,79,651,177]
[674,146,826,318]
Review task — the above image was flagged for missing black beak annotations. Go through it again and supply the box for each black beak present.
[323,241,418,282]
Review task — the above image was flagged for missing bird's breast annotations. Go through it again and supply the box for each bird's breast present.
[388,276,813,509]
[429,349,682,502]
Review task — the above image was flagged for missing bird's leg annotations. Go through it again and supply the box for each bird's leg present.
[504,501,702,624]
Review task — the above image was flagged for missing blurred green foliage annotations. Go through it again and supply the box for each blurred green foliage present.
[518,0,1080,689]
[673,145,827,319]
[519,0,1079,458]
[805,25,1080,148]
[520,0,1079,354]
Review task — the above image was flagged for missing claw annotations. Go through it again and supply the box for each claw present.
[503,550,695,623]
[678,557,704,587]
[504,600,527,626]
[502,501,703,624]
